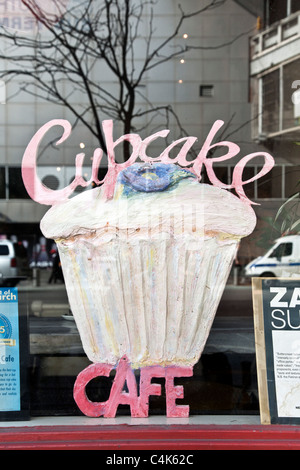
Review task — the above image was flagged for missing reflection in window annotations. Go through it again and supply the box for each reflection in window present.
[213,166,229,186]
[285,165,300,198]
[260,58,300,135]
[291,0,300,14]
[267,0,288,26]
[265,0,300,26]
[262,70,280,134]
[0,164,297,201]
[8,167,30,199]
[0,80,5,104]
[42,175,60,190]
[283,59,300,129]
[203,165,286,199]
[257,166,282,198]
[0,245,9,255]
[269,242,293,258]
[230,166,255,200]
[0,167,5,199]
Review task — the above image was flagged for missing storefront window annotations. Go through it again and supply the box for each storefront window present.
[284,165,300,197]
[0,1,300,452]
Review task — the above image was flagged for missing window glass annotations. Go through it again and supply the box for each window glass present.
[8,168,30,199]
[0,167,5,199]
[230,166,255,200]
[291,0,300,13]
[268,0,287,25]
[284,165,300,198]
[0,0,296,426]
[283,59,300,130]
[213,166,229,185]
[269,242,293,258]
[257,166,282,198]
[262,70,280,134]
[0,245,9,255]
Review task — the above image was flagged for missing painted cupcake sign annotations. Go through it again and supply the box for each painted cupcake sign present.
[22,119,274,417]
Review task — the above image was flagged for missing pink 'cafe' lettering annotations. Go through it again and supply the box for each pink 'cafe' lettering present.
[73,355,193,418]
[21,118,275,205]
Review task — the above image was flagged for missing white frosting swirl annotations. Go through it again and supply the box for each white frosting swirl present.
[41,167,256,242]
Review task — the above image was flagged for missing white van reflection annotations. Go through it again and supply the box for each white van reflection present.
[245,235,300,278]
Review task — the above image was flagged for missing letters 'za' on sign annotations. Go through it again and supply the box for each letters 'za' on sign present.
[252,277,300,425]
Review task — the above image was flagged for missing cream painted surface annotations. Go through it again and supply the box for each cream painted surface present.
[41,166,256,368]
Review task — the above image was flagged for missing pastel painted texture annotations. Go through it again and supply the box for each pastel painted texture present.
[41,163,257,368]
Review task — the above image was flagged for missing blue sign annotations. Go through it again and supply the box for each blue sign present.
[0,288,20,412]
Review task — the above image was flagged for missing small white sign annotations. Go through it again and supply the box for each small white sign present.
[292,88,300,118]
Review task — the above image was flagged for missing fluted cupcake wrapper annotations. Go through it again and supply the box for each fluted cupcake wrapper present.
[57,235,238,369]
